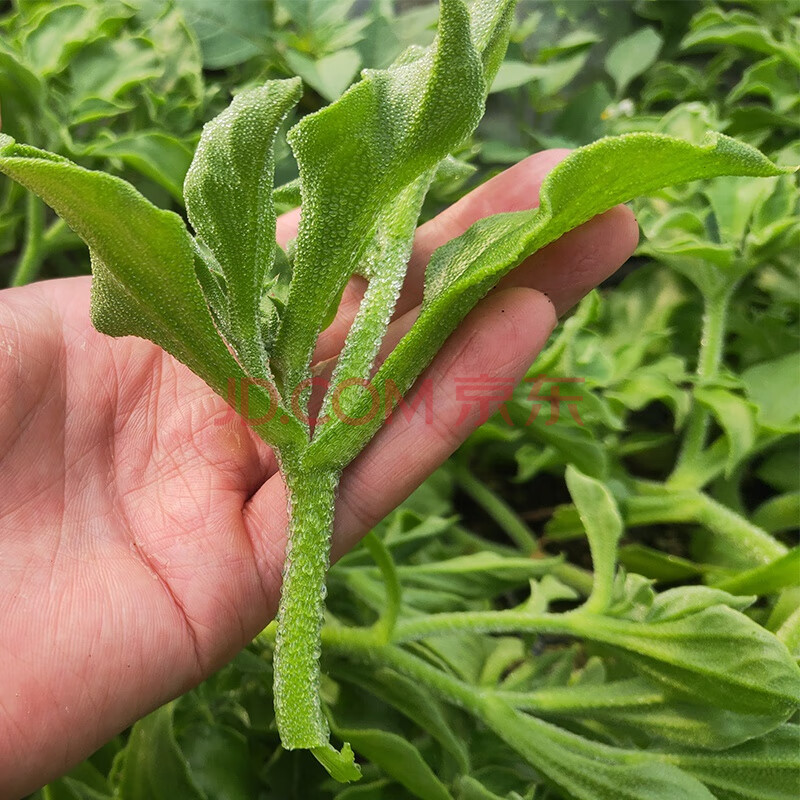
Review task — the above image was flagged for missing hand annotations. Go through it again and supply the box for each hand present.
[0,150,637,798]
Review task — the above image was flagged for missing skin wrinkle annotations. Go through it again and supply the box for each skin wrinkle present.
[0,303,23,421]
[0,306,55,463]
[105,350,207,677]
[111,354,274,668]
[0,695,28,767]
[234,456,280,630]
[119,498,205,678]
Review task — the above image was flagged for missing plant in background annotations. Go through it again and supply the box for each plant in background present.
[2,0,798,795]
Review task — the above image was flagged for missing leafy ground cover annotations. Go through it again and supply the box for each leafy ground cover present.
[1,0,798,798]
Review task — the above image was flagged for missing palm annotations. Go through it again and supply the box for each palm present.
[0,153,637,797]
[2,276,279,734]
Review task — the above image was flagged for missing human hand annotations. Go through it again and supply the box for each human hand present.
[0,150,637,798]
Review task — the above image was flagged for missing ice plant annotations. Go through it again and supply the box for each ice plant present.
[0,0,792,781]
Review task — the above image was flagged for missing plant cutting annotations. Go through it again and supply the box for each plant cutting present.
[0,0,794,785]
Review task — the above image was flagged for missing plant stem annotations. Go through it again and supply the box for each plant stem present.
[363,531,402,642]
[322,629,487,713]
[273,464,339,750]
[628,482,785,565]
[393,610,568,642]
[551,561,595,597]
[11,192,44,287]
[494,678,665,713]
[670,288,732,486]
[319,175,430,425]
[41,218,83,254]
[454,463,538,553]
[452,465,594,594]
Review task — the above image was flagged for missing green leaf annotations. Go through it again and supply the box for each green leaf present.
[455,775,509,800]
[618,545,704,582]
[0,50,42,138]
[84,131,193,201]
[681,8,800,67]
[180,723,258,800]
[279,0,366,54]
[19,0,133,77]
[41,779,112,800]
[645,586,754,621]
[712,548,800,596]
[184,79,302,378]
[538,29,600,60]
[334,780,394,800]
[479,697,716,800]
[111,704,205,800]
[741,353,800,431]
[285,49,362,101]
[605,27,663,96]
[694,386,756,478]
[666,724,800,800]
[0,136,220,384]
[565,465,623,613]
[308,132,787,471]
[752,493,800,534]
[757,445,800,493]
[730,56,800,114]
[66,36,161,124]
[394,552,562,599]
[334,663,470,770]
[569,603,800,718]
[625,486,785,567]
[311,741,362,783]
[519,407,609,478]
[0,134,303,452]
[271,0,487,400]
[172,0,271,68]
[704,174,779,247]
[516,677,783,751]
[607,356,690,427]
[489,60,542,92]
[330,718,454,800]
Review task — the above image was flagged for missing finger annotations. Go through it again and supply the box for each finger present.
[243,286,556,585]
[496,204,639,315]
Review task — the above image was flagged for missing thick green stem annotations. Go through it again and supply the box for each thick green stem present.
[670,288,732,486]
[319,174,431,425]
[273,465,339,750]
[11,191,44,287]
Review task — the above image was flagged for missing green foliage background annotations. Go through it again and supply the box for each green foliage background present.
[1,0,798,798]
